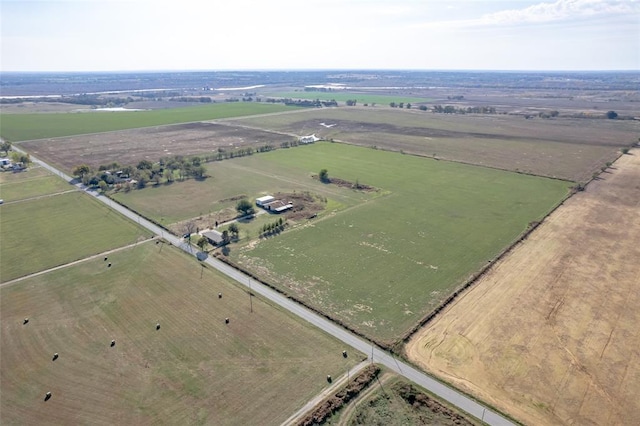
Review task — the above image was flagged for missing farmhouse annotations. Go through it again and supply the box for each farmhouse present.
[256,195,275,207]
[202,230,225,246]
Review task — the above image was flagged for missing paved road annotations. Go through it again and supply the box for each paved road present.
[14,147,515,426]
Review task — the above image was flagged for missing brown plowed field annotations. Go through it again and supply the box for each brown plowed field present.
[21,122,293,171]
[406,148,640,426]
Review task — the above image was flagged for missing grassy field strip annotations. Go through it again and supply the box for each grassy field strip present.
[0,191,152,282]
[282,361,370,425]
[0,169,75,201]
[0,103,297,142]
[1,188,78,205]
[0,238,158,289]
[0,243,362,425]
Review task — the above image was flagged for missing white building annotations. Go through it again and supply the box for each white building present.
[256,195,276,207]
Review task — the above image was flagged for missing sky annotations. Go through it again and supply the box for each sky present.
[1,0,638,72]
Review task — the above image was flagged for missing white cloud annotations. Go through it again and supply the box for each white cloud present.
[480,0,639,25]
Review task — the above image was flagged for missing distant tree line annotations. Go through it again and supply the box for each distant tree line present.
[169,96,213,103]
[264,98,337,107]
[0,95,134,106]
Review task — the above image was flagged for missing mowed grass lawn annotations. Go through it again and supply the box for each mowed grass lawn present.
[0,103,296,142]
[0,242,361,425]
[228,143,571,343]
[0,191,150,282]
[0,167,73,202]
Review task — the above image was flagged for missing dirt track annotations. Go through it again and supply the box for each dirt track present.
[406,149,640,425]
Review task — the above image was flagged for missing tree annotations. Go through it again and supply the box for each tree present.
[389,102,396,108]
[319,168,329,183]
[228,223,239,238]
[137,160,153,170]
[192,165,207,179]
[222,230,230,245]
[419,105,428,111]
[73,164,92,178]
[606,111,618,119]
[183,221,197,238]
[236,199,255,216]
[1,140,11,155]
[98,180,108,192]
[406,103,411,109]
[197,236,208,252]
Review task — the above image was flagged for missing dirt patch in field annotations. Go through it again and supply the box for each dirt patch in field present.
[405,149,640,425]
[275,191,327,222]
[20,122,294,171]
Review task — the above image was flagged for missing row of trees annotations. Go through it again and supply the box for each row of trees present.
[389,102,412,109]
[260,218,286,237]
[425,105,497,114]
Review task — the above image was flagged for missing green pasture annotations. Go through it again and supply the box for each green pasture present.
[264,91,427,105]
[220,143,572,343]
[0,191,151,282]
[111,151,376,226]
[1,242,360,425]
[0,103,296,142]
[0,167,73,202]
[328,373,475,426]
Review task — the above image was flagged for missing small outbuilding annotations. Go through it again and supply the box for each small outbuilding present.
[264,200,293,213]
[256,195,275,207]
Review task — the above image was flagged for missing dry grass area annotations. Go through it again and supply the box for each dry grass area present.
[20,121,294,171]
[1,242,361,425]
[406,149,640,425]
[234,108,639,182]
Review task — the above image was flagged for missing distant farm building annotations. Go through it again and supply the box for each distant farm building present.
[0,158,11,169]
[299,134,320,144]
[256,195,276,207]
[202,230,225,246]
[256,195,293,213]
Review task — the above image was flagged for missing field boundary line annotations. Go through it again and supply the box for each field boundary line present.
[399,150,626,348]
[1,188,78,205]
[0,237,157,288]
[281,361,370,426]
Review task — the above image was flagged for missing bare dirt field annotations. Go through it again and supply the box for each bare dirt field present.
[405,149,640,425]
[20,121,295,171]
[234,108,639,182]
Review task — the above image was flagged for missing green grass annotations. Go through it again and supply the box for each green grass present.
[0,242,362,425]
[328,374,479,426]
[265,91,427,105]
[0,103,296,142]
[0,191,151,282]
[0,167,73,202]
[111,153,374,226]
[223,143,572,343]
